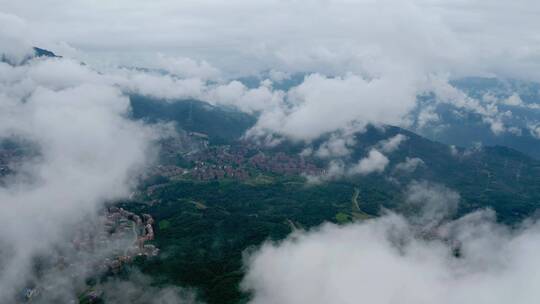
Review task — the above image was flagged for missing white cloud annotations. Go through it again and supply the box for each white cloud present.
[416,105,440,128]
[378,134,408,153]
[99,272,197,304]
[426,76,521,136]
[503,93,524,106]
[156,53,221,81]
[242,202,540,304]
[484,116,506,135]
[3,2,540,143]
[529,123,540,139]
[394,157,424,173]
[27,58,104,89]
[114,68,206,100]
[314,138,350,158]
[350,149,389,175]
[449,145,459,157]
[3,0,540,82]
[248,73,418,141]
[0,56,160,300]
[0,12,34,65]
[268,70,290,83]
[404,181,459,230]
[313,132,357,158]
[204,80,285,113]
[306,146,390,182]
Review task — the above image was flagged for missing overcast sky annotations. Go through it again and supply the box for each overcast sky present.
[2,0,540,78]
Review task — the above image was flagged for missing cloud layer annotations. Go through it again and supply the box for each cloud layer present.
[0,55,159,300]
[242,183,540,304]
[3,2,540,147]
[3,0,540,80]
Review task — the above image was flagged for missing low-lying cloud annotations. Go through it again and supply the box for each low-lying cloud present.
[99,272,199,304]
[0,55,160,300]
[394,157,425,174]
[247,73,418,141]
[242,182,540,304]
[350,149,389,175]
[0,12,34,64]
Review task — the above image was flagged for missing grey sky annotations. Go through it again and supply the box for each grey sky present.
[2,0,540,78]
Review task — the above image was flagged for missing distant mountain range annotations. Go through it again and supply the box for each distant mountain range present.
[228,73,540,159]
[22,47,540,159]
[411,77,540,159]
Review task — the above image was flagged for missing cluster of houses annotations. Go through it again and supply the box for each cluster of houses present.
[149,165,187,178]
[191,162,250,181]
[186,145,323,181]
[105,207,158,257]
[146,133,327,184]
[20,207,159,303]
[248,151,322,176]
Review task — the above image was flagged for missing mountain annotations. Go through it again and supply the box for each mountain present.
[230,74,540,159]
[1,47,60,65]
[345,125,540,220]
[411,77,540,159]
[129,95,256,144]
[129,97,540,222]
[123,100,540,303]
[32,47,60,58]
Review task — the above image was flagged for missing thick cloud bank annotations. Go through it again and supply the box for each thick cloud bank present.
[247,74,418,141]
[0,56,160,300]
[242,183,540,304]
[0,12,34,64]
[3,0,540,80]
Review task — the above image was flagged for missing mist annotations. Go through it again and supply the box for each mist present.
[0,52,161,300]
[242,182,540,304]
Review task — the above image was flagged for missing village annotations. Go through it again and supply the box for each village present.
[21,207,158,303]
[153,137,323,182]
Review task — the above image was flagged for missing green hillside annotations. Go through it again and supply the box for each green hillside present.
[129,96,256,144]
[118,120,540,303]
